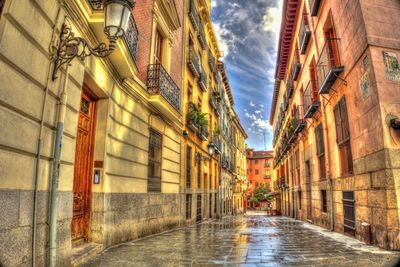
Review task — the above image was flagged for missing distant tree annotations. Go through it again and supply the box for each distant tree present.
[252,184,272,204]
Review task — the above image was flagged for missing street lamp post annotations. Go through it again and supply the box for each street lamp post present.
[48,2,134,267]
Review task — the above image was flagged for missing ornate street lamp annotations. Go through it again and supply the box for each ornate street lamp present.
[52,0,134,80]
[207,142,215,156]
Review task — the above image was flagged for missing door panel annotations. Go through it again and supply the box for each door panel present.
[72,87,97,242]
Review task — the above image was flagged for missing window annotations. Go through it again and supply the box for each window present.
[0,0,4,18]
[255,159,258,164]
[154,29,164,64]
[343,191,355,236]
[334,97,353,176]
[186,194,192,219]
[315,124,326,179]
[148,129,162,192]
[186,146,192,188]
[255,169,259,175]
[321,190,327,212]
[197,155,201,189]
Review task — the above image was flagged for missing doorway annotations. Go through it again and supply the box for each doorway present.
[71,86,97,242]
[196,194,202,222]
[305,160,312,222]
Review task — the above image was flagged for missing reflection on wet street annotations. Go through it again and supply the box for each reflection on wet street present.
[84,214,400,266]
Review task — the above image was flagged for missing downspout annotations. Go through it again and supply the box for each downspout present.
[321,99,334,231]
[49,66,69,267]
[32,6,63,267]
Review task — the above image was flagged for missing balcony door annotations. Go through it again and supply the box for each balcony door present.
[154,29,163,64]
[72,86,97,242]
[305,160,312,222]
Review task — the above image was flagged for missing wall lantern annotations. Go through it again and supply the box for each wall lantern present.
[207,142,215,156]
[52,0,135,80]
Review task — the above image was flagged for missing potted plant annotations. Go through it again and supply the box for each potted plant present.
[186,108,199,132]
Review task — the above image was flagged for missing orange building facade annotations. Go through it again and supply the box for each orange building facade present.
[270,0,400,250]
[246,149,274,208]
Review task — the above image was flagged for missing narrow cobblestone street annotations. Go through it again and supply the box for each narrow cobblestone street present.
[83,213,400,266]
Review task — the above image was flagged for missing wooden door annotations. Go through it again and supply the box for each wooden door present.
[71,87,97,242]
[196,194,202,222]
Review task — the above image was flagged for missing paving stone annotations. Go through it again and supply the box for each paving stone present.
[82,214,400,267]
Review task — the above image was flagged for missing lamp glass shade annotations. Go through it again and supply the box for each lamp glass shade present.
[104,1,132,38]
[207,143,215,156]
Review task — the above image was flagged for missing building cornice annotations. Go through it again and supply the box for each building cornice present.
[270,0,300,124]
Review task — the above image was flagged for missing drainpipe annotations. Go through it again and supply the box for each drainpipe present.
[49,66,69,267]
[32,6,63,267]
[321,99,334,231]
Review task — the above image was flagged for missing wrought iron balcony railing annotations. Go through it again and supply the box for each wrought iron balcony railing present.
[213,134,222,154]
[147,64,181,112]
[291,51,301,81]
[124,16,139,61]
[317,38,344,94]
[186,102,199,133]
[309,0,322,16]
[199,125,209,141]
[187,47,201,78]
[87,1,139,61]
[188,0,200,31]
[303,81,320,119]
[208,50,217,73]
[293,105,307,134]
[198,72,207,91]
[283,94,289,112]
[299,14,311,55]
[198,23,207,50]
[209,91,218,110]
[287,77,294,99]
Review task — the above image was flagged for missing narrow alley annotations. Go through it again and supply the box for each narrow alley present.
[83,213,400,266]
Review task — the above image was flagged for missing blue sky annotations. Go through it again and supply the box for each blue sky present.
[210,0,282,151]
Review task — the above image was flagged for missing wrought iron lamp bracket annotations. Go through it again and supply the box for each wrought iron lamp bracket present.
[52,23,118,80]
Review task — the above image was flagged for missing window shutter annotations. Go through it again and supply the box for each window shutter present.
[340,97,350,140]
[333,103,342,143]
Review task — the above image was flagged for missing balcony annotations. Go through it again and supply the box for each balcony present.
[309,0,322,16]
[188,0,200,31]
[209,91,218,110]
[199,125,209,141]
[287,77,294,99]
[208,51,217,73]
[186,103,200,132]
[283,95,289,112]
[291,52,301,81]
[299,15,311,55]
[265,175,271,179]
[198,72,207,92]
[147,64,181,118]
[213,134,222,154]
[124,16,139,61]
[293,105,307,134]
[317,38,344,94]
[187,47,201,78]
[303,81,320,119]
[198,23,207,50]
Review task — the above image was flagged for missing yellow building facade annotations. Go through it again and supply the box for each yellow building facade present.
[233,112,248,214]
[0,0,184,265]
[182,0,224,223]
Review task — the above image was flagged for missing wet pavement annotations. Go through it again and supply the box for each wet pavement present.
[83,213,400,266]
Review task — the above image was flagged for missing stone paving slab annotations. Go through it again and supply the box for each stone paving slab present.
[83,215,400,267]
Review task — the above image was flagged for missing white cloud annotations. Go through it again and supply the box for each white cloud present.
[211,0,217,9]
[255,110,262,114]
[249,101,256,107]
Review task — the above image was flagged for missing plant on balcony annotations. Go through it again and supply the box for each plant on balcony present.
[214,126,221,135]
[187,108,199,132]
